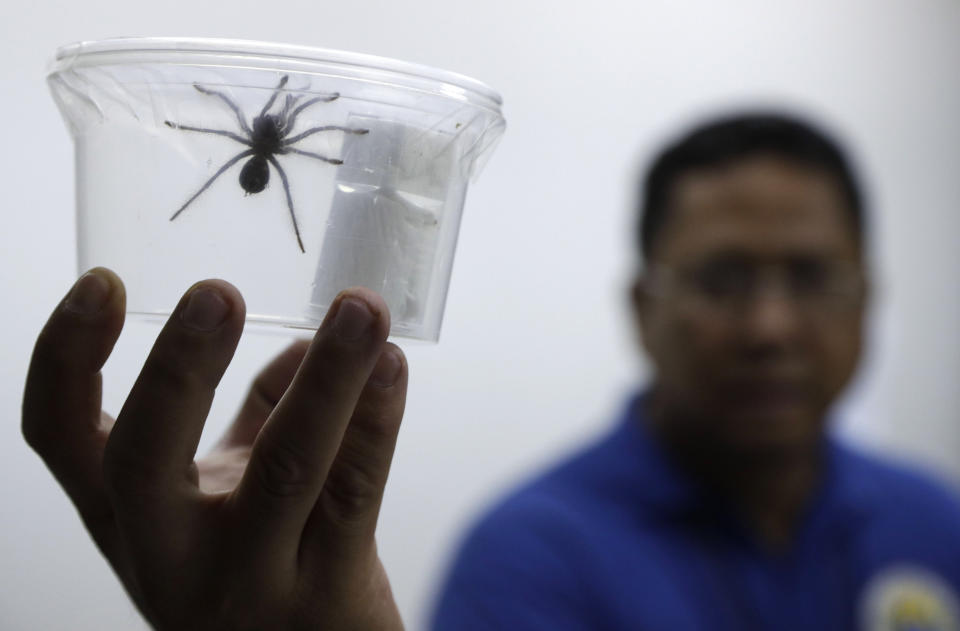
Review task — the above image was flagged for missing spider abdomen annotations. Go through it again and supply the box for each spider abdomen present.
[240,155,270,194]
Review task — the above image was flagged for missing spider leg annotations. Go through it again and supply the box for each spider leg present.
[170,149,256,221]
[285,147,343,165]
[265,155,306,253]
[283,125,369,147]
[282,93,340,134]
[280,93,303,119]
[278,94,304,132]
[164,121,253,147]
[259,75,290,118]
[192,84,252,135]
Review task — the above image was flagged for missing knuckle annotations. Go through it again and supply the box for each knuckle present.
[252,438,316,500]
[33,325,60,360]
[20,421,66,465]
[308,332,376,373]
[102,441,159,498]
[352,408,400,444]
[322,452,382,524]
[248,373,279,411]
[143,347,213,396]
[21,391,63,457]
[29,330,71,383]
[21,415,50,453]
[101,445,134,489]
[22,337,89,456]
[33,314,97,371]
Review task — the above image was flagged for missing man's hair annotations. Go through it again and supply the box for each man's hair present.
[638,112,866,260]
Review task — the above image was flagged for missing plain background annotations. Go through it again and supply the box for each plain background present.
[2,1,958,629]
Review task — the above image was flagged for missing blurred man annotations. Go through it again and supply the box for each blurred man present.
[430,114,960,630]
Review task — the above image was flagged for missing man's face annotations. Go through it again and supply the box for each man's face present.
[633,155,868,455]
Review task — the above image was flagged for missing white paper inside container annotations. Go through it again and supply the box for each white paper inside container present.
[308,116,459,336]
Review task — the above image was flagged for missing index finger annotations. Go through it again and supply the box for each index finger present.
[231,288,391,546]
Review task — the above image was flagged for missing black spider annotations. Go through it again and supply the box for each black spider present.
[164,75,369,252]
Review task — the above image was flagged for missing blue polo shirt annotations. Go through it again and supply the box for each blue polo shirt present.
[431,393,960,630]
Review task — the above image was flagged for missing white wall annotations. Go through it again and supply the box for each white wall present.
[2,1,958,629]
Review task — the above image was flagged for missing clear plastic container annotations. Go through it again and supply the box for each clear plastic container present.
[48,37,505,341]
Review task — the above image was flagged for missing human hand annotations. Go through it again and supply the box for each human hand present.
[22,268,407,630]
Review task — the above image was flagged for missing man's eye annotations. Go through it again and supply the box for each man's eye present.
[695,265,751,296]
[789,260,829,292]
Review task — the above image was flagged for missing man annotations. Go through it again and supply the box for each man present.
[22,112,960,630]
[430,114,960,630]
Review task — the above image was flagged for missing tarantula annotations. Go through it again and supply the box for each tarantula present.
[164,75,368,252]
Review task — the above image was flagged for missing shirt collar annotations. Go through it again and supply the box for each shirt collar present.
[616,389,857,530]
[614,390,704,517]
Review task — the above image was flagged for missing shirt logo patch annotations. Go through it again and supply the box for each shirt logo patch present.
[861,566,960,631]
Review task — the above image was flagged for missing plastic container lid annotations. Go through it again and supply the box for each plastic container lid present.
[50,37,503,115]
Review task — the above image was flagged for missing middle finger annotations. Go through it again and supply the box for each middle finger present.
[217,340,311,450]
[232,288,390,546]
[104,280,245,518]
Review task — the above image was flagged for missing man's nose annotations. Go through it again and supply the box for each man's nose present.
[741,276,804,343]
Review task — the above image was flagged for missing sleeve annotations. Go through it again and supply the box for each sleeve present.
[429,491,603,631]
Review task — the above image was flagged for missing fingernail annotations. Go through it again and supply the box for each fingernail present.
[65,271,111,315]
[332,297,375,342]
[370,349,402,388]
[181,287,230,331]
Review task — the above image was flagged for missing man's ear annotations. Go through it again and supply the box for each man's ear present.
[629,274,654,354]
[859,268,873,310]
